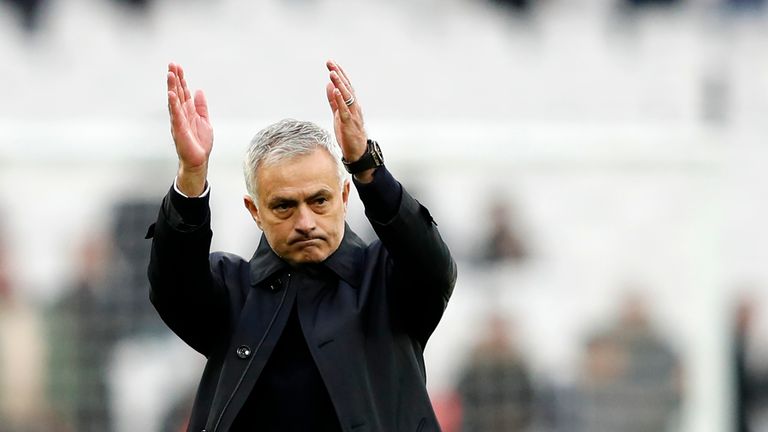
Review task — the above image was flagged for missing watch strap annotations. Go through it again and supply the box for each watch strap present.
[343,139,384,174]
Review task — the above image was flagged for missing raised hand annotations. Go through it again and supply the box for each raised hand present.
[325,60,368,174]
[167,63,212,196]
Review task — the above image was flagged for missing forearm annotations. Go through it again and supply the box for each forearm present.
[147,186,226,354]
[353,166,401,223]
[360,177,457,345]
[148,187,213,290]
[355,167,456,290]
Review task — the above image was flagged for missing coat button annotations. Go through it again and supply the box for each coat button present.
[236,345,251,359]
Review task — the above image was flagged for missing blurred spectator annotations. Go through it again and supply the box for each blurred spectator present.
[114,0,150,9]
[623,0,681,7]
[47,236,114,432]
[108,200,167,338]
[2,0,46,32]
[47,199,165,432]
[0,232,49,430]
[733,295,768,432]
[577,293,683,432]
[490,0,534,13]
[480,200,527,265]
[724,0,765,11]
[106,198,193,432]
[457,314,534,432]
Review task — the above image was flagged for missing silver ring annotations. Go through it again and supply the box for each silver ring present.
[344,95,355,107]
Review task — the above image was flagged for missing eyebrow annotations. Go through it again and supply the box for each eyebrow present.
[307,189,333,201]
[267,197,297,208]
[267,188,334,207]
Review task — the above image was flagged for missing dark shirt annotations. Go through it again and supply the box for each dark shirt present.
[230,301,341,431]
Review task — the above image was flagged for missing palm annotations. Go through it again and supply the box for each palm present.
[167,63,212,170]
[175,98,212,167]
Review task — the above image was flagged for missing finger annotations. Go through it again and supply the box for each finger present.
[327,60,354,94]
[181,77,192,102]
[330,71,354,106]
[333,88,351,122]
[170,64,185,104]
[326,60,351,88]
[177,64,192,102]
[194,90,209,120]
[168,91,189,131]
[168,64,184,103]
[168,73,186,116]
[326,82,338,113]
[168,88,189,128]
[335,65,354,94]
[172,72,185,105]
[169,90,187,124]
[167,71,176,96]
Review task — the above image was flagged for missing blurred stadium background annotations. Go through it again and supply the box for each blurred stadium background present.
[1,0,768,431]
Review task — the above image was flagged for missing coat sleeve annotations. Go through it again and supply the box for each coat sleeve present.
[355,167,457,347]
[146,186,230,357]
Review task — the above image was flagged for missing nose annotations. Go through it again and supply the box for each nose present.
[294,204,316,236]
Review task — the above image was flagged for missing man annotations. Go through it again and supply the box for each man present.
[457,314,534,432]
[146,61,457,432]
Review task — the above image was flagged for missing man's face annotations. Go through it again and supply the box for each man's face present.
[244,148,349,265]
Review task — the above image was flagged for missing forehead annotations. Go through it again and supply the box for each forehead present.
[256,148,340,199]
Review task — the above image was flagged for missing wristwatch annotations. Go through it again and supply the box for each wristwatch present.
[342,139,384,174]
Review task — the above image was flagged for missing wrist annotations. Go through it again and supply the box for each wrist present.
[177,163,208,197]
[342,148,366,163]
[343,139,384,176]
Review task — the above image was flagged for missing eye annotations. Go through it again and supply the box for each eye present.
[313,196,332,209]
[271,202,294,215]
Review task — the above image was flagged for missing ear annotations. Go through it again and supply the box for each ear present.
[243,195,263,229]
[341,180,350,211]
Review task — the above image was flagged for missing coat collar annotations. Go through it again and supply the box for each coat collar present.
[249,224,367,288]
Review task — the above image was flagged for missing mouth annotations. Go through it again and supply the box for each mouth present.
[292,238,324,246]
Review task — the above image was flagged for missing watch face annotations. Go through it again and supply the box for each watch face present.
[371,141,384,165]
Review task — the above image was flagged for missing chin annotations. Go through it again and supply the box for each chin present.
[304,253,330,263]
[291,249,329,264]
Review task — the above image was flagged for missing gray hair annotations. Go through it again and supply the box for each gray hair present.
[243,119,348,199]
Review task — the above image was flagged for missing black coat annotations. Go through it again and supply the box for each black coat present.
[146,172,457,432]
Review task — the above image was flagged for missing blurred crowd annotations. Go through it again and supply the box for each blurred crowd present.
[441,289,685,432]
[429,201,686,432]
[2,0,767,34]
[0,196,765,432]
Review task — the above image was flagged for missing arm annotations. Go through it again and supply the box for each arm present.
[325,61,457,346]
[147,63,227,356]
